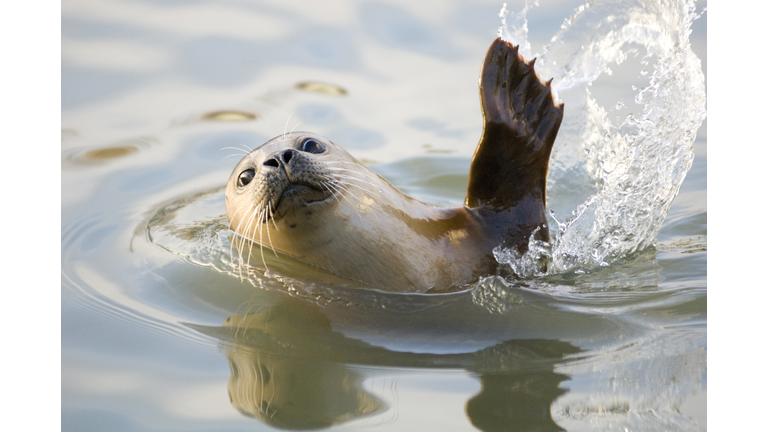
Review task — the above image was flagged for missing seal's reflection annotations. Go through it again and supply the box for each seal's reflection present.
[194,297,581,431]
[221,303,384,429]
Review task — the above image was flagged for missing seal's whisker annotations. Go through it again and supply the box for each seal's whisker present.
[234,233,245,280]
[322,179,364,218]
[221,153,249,162]
[319,161,377,173]
[320,180,345,206]
[326,179,376,221]
[331,180,370,205]
[283,113,294,139]
[323,166,377,180]
[336,180,384,223]
[246,203,266,267]
[230,200,257,279]
[267,202,280,232]
[221,147,252,163]
[322,165,379,186]
[321,159,382,171]
[333,177,394,207]
[234,198,257,228]
[240,204,259,270]
[323,164,399,200]
[325,180,373,220]
[226,219,238,278]
[257,206,270,271]
[249,203,269,271]
[220,146,251,154]
[331,173,388,197]
[233,221,247,279]
[264,202,280,258]
[243,204,262,273]
[248,210,267,267]
[330,178,372,202]
[288,121,302,136]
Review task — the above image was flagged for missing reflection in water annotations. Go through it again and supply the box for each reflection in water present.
[64,137,158,165]
[191,297,581,431]
[83,145,139,160]
[226,346,383,429]
[466,370,568,432]
[219,303,384,429]
[200,110,259,122]
[295,81,348,95]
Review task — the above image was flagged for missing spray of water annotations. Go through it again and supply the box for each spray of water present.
[494,0,706,276]
[497,0,538,60]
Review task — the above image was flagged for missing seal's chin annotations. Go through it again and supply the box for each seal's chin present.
[270,184,334,221]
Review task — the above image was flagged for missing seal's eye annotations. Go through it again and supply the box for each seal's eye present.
[238,168,255,187]
[301,139,325,154]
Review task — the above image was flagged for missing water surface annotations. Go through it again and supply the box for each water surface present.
[62,0,707,430]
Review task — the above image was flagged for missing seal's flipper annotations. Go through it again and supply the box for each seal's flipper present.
[466,38,563,211]
[465,38,563,248]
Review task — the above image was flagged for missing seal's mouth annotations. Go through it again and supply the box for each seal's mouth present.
[265,182,335,222]
[280,183,332,204]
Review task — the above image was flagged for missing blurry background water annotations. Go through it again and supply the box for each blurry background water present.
[61,0,707,430]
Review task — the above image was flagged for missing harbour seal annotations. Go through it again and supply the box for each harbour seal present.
[225,38,563,292]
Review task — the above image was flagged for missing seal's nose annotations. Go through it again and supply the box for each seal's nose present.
[282,149,294,163]
[263,149,296,168]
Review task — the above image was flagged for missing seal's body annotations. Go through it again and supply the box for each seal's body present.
[226,38,563,292]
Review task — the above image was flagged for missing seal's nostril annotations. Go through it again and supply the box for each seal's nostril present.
[283,150,294,163]
[263,158,279,167]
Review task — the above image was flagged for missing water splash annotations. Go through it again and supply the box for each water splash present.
[494,0,706,276]
[497,1,538,60]
[493,227,552,278]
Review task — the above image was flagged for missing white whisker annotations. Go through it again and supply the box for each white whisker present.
[283,114,294,139]
[241,203,261,274]
[220,146,252,163]
[230,199,258,279]
[263,203,279,258]
[288,121,301,136]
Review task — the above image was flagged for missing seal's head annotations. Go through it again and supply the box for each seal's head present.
[225,132,355,238]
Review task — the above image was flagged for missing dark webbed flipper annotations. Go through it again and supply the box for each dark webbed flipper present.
[465,38,563,248]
